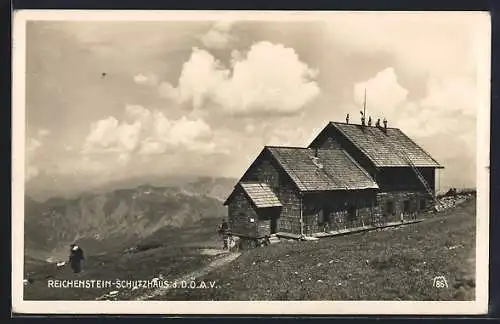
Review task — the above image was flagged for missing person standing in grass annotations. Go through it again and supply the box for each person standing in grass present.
[69,243,85,274]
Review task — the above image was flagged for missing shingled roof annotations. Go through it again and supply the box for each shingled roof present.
[240,183,283,208]
[266,146,378,192]
[318,122,443,168]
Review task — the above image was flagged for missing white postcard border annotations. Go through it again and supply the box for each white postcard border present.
[11,10,491,315]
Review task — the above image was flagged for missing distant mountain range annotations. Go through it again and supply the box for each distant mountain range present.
[25,173,237,203]
[24,177,237,261]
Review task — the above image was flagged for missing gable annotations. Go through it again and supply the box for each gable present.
[223,148,287,206]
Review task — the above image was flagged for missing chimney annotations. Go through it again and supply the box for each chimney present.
[360,110,365,126]
[311,149,323,169]
[368,116,372,126]
[346,113,350,124]
[383,118,388,132]
[375,118,381,127]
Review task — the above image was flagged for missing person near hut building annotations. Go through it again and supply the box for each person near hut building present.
[69,243,85,274]
[218,218,230,250]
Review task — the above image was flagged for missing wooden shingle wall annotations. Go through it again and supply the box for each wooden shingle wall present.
[227,188,258,237]
[311,126,378,179]
[242,154,302,235]
[302,190,377,234]
[377,167,436,192]
[376,191,433,223]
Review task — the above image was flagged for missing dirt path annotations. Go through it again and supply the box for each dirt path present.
[136,251,241,301]
[95,250,241,301]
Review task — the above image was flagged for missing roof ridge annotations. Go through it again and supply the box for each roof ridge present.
[265,145,308,150]
[330,121,399,130]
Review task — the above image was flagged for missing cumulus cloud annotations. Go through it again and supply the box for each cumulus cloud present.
[82,105,216,160]
[200,21,235,50]
[350,66,477,189]
[351,67,476,136]
[354,68,409,117]
[161,41,320,116]
[134,73,159,87]
[82,116,142,154]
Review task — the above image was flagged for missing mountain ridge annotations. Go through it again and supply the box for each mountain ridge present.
[24,177,237,261]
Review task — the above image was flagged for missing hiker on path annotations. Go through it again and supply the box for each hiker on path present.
[69,243,85,274]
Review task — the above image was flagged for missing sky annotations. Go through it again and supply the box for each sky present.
[23,12,486,198]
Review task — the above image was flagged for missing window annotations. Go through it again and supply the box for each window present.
[385,201,395,215]
[403,200,410,213]
[318,205,331,225]
[347,205,357,222]
[419,199,426,210]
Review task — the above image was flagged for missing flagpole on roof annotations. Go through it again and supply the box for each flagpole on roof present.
[363,88,366,119]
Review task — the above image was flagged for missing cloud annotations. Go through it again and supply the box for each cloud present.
[134,73,160,87]
[325,14,476,79]
[27,128,50,155]
[420,77,477,117]
[27,137,42,154]
[25,128,51,181]
[267,128,308,147]
[161,41,320,116]
[350,66,477,189]
[244,123,255,134]
[37,128,51,137]
[351,67,476,136]
[82,116,142,154]
[82,105,216,160]
[26,165,40,181]
[354,67,409,119]
[200,21,235,50]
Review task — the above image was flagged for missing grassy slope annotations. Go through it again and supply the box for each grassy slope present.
[162,199,476,301]
[23,218,225,300]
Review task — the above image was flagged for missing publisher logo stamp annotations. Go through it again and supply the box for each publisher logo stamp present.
[432,276,448,288]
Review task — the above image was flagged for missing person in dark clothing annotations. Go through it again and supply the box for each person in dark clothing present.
[69,244,85,274]
[218,218,229,250]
